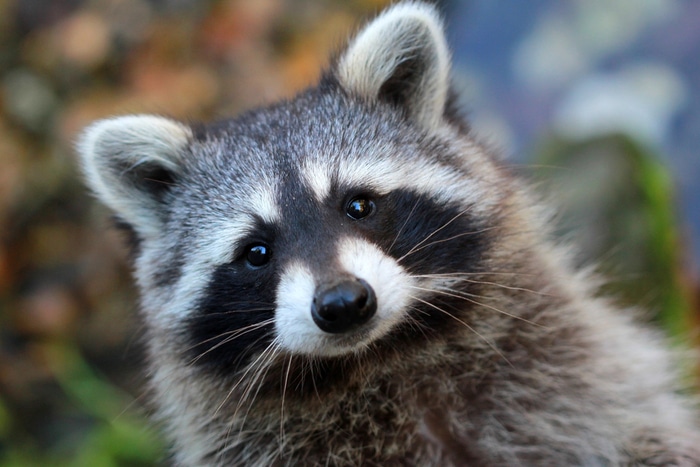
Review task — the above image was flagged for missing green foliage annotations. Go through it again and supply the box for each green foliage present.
[0,344,164,467]
[534,133,692,340]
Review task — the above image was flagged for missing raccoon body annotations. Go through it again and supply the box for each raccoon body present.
[79,3,700,465]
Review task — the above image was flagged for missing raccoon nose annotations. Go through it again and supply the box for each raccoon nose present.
[311,278,377,334]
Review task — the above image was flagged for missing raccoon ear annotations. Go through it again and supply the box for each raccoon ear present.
[78,115,192,238]
[336,2,450,132]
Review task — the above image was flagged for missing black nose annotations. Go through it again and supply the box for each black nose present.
[311,278,377,334]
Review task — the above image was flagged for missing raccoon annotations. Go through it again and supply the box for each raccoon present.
[78,2,700,466]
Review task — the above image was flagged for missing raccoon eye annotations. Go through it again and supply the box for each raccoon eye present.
[245,243,271,267]
[346,197,375,220]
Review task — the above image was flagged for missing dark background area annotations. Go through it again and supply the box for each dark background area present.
[0,0,698,465]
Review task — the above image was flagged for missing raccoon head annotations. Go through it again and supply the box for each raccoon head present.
[79,3,501,376]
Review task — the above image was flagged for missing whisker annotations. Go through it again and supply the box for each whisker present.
[308,357,321,403]
[409,295,513,367]
[186,318,275,365]
[455,278,555,297]
[388,197,421,253]
[236,342,281,429]
[404,309,432,337]
[397,206,474,263]
[200,306,276,317]
[410,285,547,329]
[412,271,535,278]
[214,340,278,418]
[413,273,556,297]
[401,226,497,261]
[280,353,293,448]
[186,317,274,352]
[221,341,281,454]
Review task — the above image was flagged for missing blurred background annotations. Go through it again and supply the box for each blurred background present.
[0,0,698,465]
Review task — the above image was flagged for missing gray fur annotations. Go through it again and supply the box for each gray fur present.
[78,2,700,466]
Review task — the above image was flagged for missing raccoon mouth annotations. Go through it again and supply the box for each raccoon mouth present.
[318,326,377,356]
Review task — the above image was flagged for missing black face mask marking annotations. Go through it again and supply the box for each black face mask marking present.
[338,189,490,276]
[185,176,491,378]
[185,218,279,375]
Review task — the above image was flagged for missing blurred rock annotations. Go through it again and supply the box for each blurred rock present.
[98,0,153,45]
[14,285,79,338]
[280,10,355,92]
[58,86,132,143]
[0,118,28,226]
[2,68,58,132]
[199,0,282,58]
[0,0,14,46]
[54,11,111,70]
[553,62,687,147]
[126,62,220,118]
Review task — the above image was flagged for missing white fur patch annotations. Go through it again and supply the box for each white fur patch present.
[336,237,414,345]
[301,159,332,202]
[274,239,413,357]
[274,262,319,354]
[303,150,483,217]
[249,186,280,224]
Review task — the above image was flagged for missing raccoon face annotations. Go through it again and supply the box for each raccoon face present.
[166,109,489,369]
[79,3,495,373]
